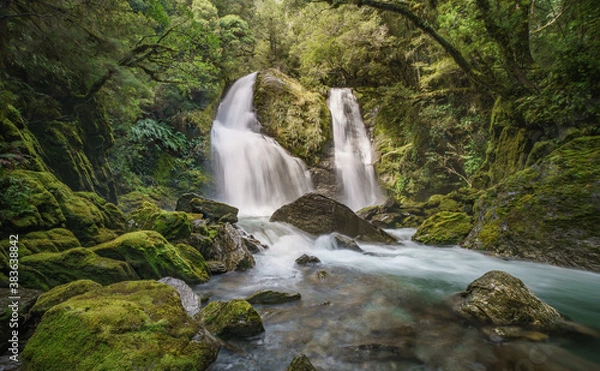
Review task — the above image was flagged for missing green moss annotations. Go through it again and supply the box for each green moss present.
[464,136,600,271]
[22,280,219,371]
[253,69,332,166]
[91,231,210,284]
[18,228,81,255]
[0,117,48,172]
[117,186,177,214]
[196,299,264,339]
[20,248,138,290]
[128,202,192,241]
[412,211,473,245]
[29,279,102,318]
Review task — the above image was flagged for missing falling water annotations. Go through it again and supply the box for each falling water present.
[328,88,385,210]
[210,72,313,216]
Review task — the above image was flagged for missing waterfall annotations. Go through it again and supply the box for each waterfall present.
[210,72,313,216]
[328,88,385,211]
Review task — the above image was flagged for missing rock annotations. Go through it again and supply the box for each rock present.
[207,223,255,271]
[270,193,396,243]
[127,201,192,241]
[1,287,42,352]
[22,280,220,371]
[176,193,238,223]
[449,270,563,331]
[246,290,301,305]
[29,279,102,319]
[240,231,268,253]
[91,231,210,284]
[482,326,549,342]
[287,354,317,371]
[20,248,138,290]
[331,233,362,252]
[196,299,264,339]
[295,254,321,265]
[16,228,81,255]
[158,277,202,317]
[462,136,600,272]
[412,211,472,245]
[206,261,228,275]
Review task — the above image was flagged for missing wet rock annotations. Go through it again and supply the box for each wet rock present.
[295,254,321,265]
[1,287,43,353]
[23,280,220,371]
[482,326,549,342]
[208,223,256,271]
[270,193,395,243]
[158,277,201,316]
[331,233,362,252]
[246,290,301,305]
[196,299,264,339]
[176,193,238,223]
[287,354,317,371]
[207,261,228,275]
[449,270,563,331]
[240,230,268,253]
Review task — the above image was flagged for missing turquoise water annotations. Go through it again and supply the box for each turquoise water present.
[196,218,600,370]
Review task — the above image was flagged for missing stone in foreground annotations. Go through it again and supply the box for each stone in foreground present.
[246,290,301,305]
[270,193,396,243]
[196,299,264,339]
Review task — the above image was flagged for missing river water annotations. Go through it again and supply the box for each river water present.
[204,73,600,370]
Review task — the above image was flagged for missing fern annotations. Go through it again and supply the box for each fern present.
[129,118,189,152]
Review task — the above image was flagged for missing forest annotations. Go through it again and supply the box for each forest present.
[1,0,599,370]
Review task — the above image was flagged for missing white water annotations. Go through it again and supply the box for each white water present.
[328,88,385,210]
[210,73,313,216]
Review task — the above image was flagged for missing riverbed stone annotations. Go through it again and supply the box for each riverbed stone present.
[158,277,202,316]
[449,270,563,331]
[270,193,396,243]
[287,354,317,371]
[22,280,220,371]
[246,290,301,305]
[196,299,264,339]
[295,254,321,265]
[176,193,238,223]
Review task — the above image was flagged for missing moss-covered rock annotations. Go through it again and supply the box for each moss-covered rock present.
[20,248,138,290]
[463,136,600,272]
[176,193,239,223]
[1,287,42,354]
[91,231,210,284]
[196,299,264,339]
[208,223,256,272]
[9,228,80,256]
[22,280,220,371]
[29,279,102,319]
[412,211,473,245]
[449,271,563,331]
[128,202,192,241]
[246,290,301,305]
[287,354,317,371]
[253,69,332,166]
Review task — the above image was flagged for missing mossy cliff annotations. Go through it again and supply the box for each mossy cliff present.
[253,69,332,166]
[463,136,600,272]
[22,280,220,371]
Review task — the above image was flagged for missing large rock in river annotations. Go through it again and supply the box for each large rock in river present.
[270,193,395,243]
[449,270,563,331]
[176,193,238,223]
[195,299,264,339]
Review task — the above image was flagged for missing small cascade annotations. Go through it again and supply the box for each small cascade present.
[210,72,313,216]
[328,88,385,210]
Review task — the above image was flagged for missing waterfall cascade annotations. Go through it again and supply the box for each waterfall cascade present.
[210,72,313,216]
[328,88,385,210]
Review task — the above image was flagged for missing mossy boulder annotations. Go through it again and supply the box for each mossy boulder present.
[22,280,220,371]
[270,193,396,243]
[91,231,210,284]
[29,279,102,319]
[253,69,332,166]
[1,287,42,354]
[463,136,600,272]
[287,354,317,371]
[0,170,124,246]
[246,290,301,305]
[127,202,192,241]
[412,211,473,245]
[196,299,264,339]
[2,228,80,256]
[20,248,138,290]
[449,271,563,331]
[176,193,238,223]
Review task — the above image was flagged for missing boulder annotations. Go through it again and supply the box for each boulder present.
[22,280,220,371]
[158,277,202,317]
[270,193,396,243]
[246,290,301,305]
[176,193,238,223]
[412,211,472,245]
[206,223,255,272]
[91,231,210,284]
[1,287,42,352]
[29,279,102,319]
[287,354,317,371]
[20,248,138,290]
[295,254,321,265]
[195,299,264,339]
[332,233,362,252]
[127,201,192,241]
[449,270,563,331]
